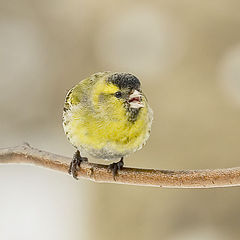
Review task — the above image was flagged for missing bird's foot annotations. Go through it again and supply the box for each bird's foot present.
[68,150,88,180]
[108,157,124,180]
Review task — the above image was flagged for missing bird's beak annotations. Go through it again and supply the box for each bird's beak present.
[128,90,144,109]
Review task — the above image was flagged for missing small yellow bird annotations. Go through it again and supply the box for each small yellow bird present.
[63,72,153,179]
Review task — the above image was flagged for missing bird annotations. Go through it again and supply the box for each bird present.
[63,71,153,179]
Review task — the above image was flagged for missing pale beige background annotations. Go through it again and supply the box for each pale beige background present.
[1,1,240,239]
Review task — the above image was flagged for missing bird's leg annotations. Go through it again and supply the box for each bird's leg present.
[68,150,88,180]
[108,157,124,180]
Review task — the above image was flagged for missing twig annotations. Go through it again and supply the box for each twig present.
[0,143,240,188]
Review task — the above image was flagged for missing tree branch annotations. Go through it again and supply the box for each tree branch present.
[0,143,240,188]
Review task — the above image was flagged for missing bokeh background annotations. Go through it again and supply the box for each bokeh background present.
[1,0,240,239]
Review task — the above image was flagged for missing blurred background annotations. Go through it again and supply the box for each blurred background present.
[1,0,240,239]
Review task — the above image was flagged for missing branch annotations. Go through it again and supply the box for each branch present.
[0,143,240,188]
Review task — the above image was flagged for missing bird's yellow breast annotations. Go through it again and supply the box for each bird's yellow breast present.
[65,102,150,159]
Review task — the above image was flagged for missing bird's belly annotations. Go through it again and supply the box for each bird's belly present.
[66,115,150,159]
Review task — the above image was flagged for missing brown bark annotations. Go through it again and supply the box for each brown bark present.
[0,143,239,188]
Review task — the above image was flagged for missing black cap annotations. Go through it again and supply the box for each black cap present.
[108,73,141,90]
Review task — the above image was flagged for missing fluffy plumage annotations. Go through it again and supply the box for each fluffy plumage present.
[63,71,153,160]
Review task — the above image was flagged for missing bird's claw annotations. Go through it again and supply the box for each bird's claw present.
[69,150,88,179]
[108,157,124,180]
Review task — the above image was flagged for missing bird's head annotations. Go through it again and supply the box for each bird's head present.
[92,72,146,122]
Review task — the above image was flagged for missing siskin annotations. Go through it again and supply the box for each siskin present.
[63,72,153,179]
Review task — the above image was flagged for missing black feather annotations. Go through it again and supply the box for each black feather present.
[108,73,141,90]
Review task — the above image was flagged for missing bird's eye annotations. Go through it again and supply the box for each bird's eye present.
[114,91,122,98]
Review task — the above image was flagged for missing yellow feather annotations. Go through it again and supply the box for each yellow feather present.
[63,72,152,159]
